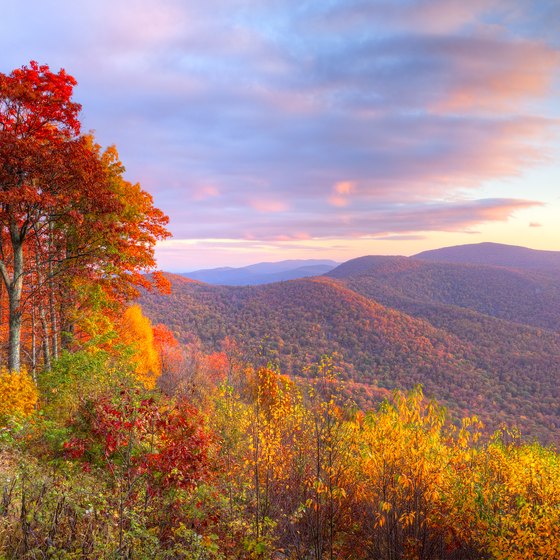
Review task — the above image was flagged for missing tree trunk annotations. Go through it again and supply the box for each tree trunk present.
[33,249,53,371]
[59,245,74,351]
[48,224,59,360]
[8,286,22,372]
[40,304,51,371]
[7,233,24,372]
[49,275,58,360]
[31,306,37,381]
[59,298,74,351]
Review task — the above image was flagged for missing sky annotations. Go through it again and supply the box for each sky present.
[2,0,559,271]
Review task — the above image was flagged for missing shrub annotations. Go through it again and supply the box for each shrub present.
[0,368,37,422]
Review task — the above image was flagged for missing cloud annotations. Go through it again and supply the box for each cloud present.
[249,198,290,212]
[192,185,220,200]
[159,197,542,240]
[1,0,558,266]
[329,180,356,206]
[315,0,502,34]
[373,234,427,241]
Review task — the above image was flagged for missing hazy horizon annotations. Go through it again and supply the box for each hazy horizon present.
[165,240,558,273]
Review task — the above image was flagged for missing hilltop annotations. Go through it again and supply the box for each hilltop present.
[414,242,560,273]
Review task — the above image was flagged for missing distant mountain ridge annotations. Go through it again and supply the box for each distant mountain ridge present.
[414,242,560,272]
[181,259,339,285]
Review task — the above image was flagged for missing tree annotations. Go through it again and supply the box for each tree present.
[63,387,212,557]
[0,366,38,421]
[0,61,80,371]
[0,62,170,371]
[118,304,161,389]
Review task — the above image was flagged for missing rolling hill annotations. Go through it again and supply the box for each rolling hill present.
[327,254,560,331]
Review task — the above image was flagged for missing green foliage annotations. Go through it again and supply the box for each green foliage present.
[40,351,111,408]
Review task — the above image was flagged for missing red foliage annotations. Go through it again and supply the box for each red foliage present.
[152,271,172,295]
[62,437,87,460]
[153,324,179,350]
[0,60,80,140]
[0,62,170,370]
[64,389,211,494]
[143,400,211,491]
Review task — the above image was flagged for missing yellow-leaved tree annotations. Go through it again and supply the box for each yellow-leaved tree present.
[477,434,560,560]
[117,305,161,389]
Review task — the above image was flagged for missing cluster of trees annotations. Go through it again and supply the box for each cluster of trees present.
[338,267,560,442]
[0,61,169,373]
[140,275,470,378]
[328,256,560,332]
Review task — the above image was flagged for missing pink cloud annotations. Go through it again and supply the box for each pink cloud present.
[432,39,560,113]
[249,199,289,213]
[5,0,557,259]
[192,185,220,201]
[272,232,312,241]
[329,180,355,206]
[334,181,355,195]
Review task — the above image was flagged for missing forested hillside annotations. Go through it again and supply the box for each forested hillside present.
[327,254,560,331]
[140,269,560,442]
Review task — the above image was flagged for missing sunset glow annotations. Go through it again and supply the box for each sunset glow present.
[2,0,559,270]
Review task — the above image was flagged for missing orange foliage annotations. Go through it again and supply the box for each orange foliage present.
[0,62,170,372]
[118,305,161,389]
[0,367,38,420]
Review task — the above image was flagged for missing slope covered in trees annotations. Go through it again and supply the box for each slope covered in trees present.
[327,254,560,331]
[140,272,560,442]
[4,355,560,559]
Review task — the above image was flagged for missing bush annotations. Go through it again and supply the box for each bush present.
[0,368,37,422]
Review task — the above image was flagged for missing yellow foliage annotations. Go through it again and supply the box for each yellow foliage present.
[117,304,161,389]
[203,372,560,558]
[477,438,560,559]
[0,367,38,420]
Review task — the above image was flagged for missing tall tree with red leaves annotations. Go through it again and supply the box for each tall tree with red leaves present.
[0,61,169,371]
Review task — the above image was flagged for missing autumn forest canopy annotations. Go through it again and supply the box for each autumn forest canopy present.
[1,62,560,559]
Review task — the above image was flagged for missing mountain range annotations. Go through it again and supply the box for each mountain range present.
[180,259,339,285]
[140,243,560,443]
